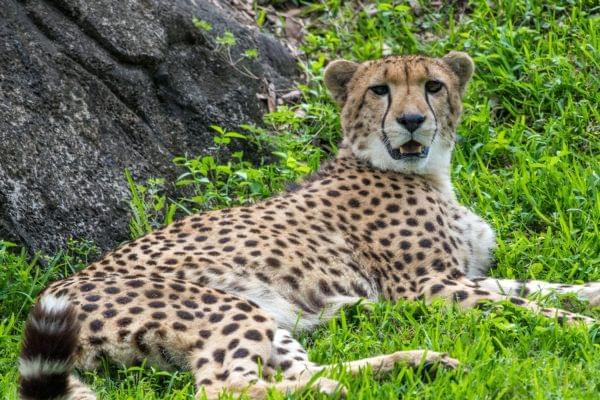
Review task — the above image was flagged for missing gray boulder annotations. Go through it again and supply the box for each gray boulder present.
[0,0,298,255]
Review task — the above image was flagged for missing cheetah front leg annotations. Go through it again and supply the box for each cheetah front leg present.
[471,277,600,306]
[419,277,596,325]
[266,329,459,386]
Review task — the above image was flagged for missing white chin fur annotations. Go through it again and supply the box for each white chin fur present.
[352,134,454,195]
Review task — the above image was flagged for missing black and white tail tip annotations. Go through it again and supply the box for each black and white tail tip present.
[19,294,80,400]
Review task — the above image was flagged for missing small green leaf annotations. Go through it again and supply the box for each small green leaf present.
[192,17,212,32]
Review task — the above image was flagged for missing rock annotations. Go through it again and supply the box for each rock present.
[0,0,299,255]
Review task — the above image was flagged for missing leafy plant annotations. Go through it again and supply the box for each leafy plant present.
[192,17,260,79]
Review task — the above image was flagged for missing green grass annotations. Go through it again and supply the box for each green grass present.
[2,0,600,398]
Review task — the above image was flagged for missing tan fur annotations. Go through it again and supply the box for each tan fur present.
[22,52,599,400]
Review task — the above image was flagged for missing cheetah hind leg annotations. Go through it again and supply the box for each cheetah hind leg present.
[266,329,459,386]
[190,346,342,400]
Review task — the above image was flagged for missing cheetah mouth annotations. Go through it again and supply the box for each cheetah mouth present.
[386,140,430,160]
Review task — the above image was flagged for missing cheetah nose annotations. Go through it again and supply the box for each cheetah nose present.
[397,113,426,133]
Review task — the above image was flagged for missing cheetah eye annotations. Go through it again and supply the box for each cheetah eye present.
[425,80,443,94]
[369,85,389,96]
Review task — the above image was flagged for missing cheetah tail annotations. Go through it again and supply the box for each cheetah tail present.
[18,294,82,400]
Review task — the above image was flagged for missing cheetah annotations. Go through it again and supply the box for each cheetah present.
[19,51,600,400]
[21,280,456,400]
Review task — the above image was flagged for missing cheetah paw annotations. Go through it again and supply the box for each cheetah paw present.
[569,313,597,326]
[394,350,460,370]
[314,378,347,397]
[577,282,600,305]
[588,292,600,308]
[419,351,460,370]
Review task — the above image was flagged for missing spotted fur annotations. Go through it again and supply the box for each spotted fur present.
[20,52,599,399]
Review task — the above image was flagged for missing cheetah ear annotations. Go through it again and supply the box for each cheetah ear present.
[442,51,474,95]
[324,60,359,106]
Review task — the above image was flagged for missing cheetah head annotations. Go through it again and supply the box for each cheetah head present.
[324,52,474,177]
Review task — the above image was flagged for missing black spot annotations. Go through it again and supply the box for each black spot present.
[213,349,226,363]
[183,300,198,309]
[88,336,106,346]
[89,320,104,332]
[116,296,132,305]
[201,293,218,304]
[236,302,253,312]
[177,310,194,320]
[170,283,185,292]
[430,284,444,295]
[145,289,163,299]
[432,259,445,272]
[222,323,240,335]
[117,318,132,328]
[80,283,96,292]
[424,222,435,232]
[233,348,249,358]
[319,280,333,295]
[265,257,282,268]
[199,330,212,339]
[82,304,99,312]
[282,275,299,289]
[104,286,120,294]
[196,357,209,368]
[151,312,167,320]
[418,239,432,248]
[233,313,248,321]
[509,297,525,305]
[173,322,187,331]
[215,371,230,381]
[209,313,224,323]
[228,339,240,350]
[126,280,145,288]
[233,256,247,265]
[453,290,469,301]
[386,204,400,213]
[102,309,117,318]
[133,328,149,353]
[244,330,263,341]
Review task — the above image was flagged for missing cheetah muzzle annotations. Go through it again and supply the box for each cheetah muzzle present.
[383,137,430,160]
[18,51,600,400]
